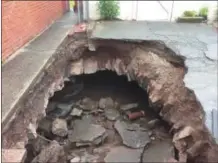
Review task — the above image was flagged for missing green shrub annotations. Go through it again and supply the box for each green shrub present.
[199,7,208,16]
[98,0,120,20]
[183,10,197,17]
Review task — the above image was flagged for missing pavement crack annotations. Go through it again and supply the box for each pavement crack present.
[140,144,148,163]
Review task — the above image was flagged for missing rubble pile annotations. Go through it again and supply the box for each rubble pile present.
[25,72,175,163]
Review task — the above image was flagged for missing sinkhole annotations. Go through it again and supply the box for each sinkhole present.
[3,33,218,163]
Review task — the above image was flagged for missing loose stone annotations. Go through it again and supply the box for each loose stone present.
[70,156,80,163]
[52,118,68,137]
[68,117,107,146]
[37,118,53,137]
[147,119,160,129]
[99,97,114,109]
[142,140,174,162]
[114,120,151,148]
[70,107,83,117]
[104,108,120,121]
[79,97,98,111]
[114,120,150,148]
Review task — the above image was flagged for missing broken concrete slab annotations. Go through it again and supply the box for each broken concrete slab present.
[68,117,107,146]
[91,21,153,40]
[125,123,148,131]
[142,140,174,162]
[52,118,68,137]
[104,146,143,163]
[91,131,108,145]
[104,108,120,121]
[114,120,150,148]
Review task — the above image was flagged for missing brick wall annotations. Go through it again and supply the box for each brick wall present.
[2,1,67,61]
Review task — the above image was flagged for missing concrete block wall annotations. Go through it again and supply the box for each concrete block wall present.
[2,1,67,61]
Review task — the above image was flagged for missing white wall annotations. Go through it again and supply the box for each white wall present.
[89,1,99,20]
[118,1,135,20]
[137,1,170,21]
[88,1,217,22]
[207,3,217,23]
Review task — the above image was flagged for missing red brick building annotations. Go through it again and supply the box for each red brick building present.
[2,1,68,61]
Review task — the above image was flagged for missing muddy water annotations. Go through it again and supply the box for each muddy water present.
[26,70,174,163]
